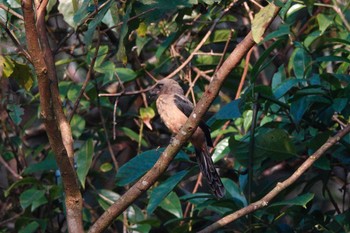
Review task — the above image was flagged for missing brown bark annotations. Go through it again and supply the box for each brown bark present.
[21,1,83,232]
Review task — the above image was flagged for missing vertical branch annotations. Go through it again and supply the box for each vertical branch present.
[247,93,259,231]
[36,0,75,162]
[21,1,83,232]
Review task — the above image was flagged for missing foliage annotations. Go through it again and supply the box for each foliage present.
[1,0,350,232]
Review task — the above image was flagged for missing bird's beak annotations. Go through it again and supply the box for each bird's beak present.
[148,85,159,102]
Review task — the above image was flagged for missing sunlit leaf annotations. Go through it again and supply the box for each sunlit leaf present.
[70,114,86,139]
[115,68,138,82]
[317,13,333,34]
[0,56,33,91]
[159,191,183,218]
[120,127,148,147]
[100,162,113,172]
[212,137,229,163]
[252,3,278,43]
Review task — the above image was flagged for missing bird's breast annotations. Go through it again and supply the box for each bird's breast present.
[156,95,188,134]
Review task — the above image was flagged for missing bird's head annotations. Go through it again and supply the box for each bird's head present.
[149,79,184,100]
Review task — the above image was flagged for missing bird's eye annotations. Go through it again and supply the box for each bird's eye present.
[157,84,164,89]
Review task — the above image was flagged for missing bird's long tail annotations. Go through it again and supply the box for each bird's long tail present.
[195,147,225,199]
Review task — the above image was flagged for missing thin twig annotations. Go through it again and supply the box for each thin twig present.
[0,154,22,180]
[68,27,102,122]
[214,29,234,74]
[0,4,24,20]
[164,0,237,80]
[0,21,31,62]
[236,47,253,99]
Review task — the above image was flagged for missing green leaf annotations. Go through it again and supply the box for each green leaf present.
[273,78,305,99]
[18,221,40,233]
[140,107,155,120]
[116,149,161,186]
[156,33,178,59]
[116,2,132,63]
[58,0,81,29]
[0,56,34,91]
[332,98,348,113]
[4,177,41,197]
[0,55,14,78]
[222,178,247,207]
[67,83,82,101]
[96,189,121,210]
[100,162,113,172]
[84,1,112,45]
[95,60,115,77]
[243,110,253,133]
[159,191,183,218]
[115,148,189,186]
[70,114,86,139]
[7,104,24,125]
[317,13,333,34]
[251,39,283,82]
[208,29,233,44]
[269,193,315,208]
[115,68,138,82]
[20,188,48,212]
[252,3,278,43]
[137,0,193,23]
[263,24,290,42]
[290,96,311,124]
[76,139,93,189]
[212,137,229,163]
[147,170,189,214]
[291,47,312,79]
[136,35,152,56]
[230,129,296,167]
[72,0,91,29]
[255,128,296,161]
[316,55,350,64]
[120,127,148,147]
[23,152,58,175]
[208,99,241,125]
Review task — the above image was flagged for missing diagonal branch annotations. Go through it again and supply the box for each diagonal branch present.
[198,123,350,233]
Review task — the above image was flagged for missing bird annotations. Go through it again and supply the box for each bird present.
[149,79,225,198]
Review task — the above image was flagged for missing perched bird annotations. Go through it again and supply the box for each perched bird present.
[150,79,225,198]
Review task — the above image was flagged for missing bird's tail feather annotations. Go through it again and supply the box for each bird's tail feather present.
[195,148,225,199]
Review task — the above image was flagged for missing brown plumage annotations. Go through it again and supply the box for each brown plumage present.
[150,79,225,198]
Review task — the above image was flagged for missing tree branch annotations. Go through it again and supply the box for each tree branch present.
[21,1,83,232]
[198,123,350,233]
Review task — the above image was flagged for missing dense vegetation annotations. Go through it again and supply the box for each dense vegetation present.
[1,0,350,232]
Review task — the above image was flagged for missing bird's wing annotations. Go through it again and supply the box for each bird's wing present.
[174,94,213,147]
